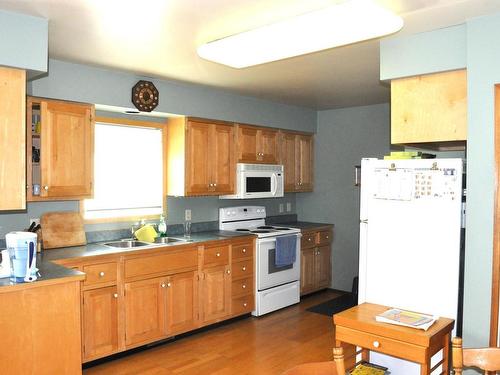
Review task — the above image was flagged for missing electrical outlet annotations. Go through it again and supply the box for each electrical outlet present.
[29,218,40,227]
[286,202,292,212]
[279,203,284,213]
[185,209,192,221]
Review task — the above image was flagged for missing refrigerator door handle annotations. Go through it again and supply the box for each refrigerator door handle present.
[354,165,361,186]
[360,219,368,224]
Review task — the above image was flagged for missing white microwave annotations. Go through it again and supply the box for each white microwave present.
[220,163,284,199]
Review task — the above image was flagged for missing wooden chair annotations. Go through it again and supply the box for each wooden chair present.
[452,337,500,374]
[281,347,345,375]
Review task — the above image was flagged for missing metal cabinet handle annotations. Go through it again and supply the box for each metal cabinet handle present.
[227,269,231,274]
[216,252,221,257]
[161,283,166,288]
[242,266,246,271]
[242,284,246,289]
[243,302,248,307]
[213,183,217,187]
[308,238,312,242]
[242,248,247,253]
[167,282,171,287]
[373,341,380,348]
[326,235,329,239]
[99,271,105,277]
[113,293,118,298]
[44,186,49,191]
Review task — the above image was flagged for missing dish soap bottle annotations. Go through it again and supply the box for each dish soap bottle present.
[158,214,167,237]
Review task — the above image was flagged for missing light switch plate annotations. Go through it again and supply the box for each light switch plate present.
[185,209,192,221]
[279,203,284,213]
[286,202,292,212]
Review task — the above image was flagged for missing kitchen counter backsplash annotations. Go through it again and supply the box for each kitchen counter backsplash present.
[0,215,298,249]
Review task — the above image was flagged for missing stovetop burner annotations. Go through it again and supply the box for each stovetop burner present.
[235,229,251,232]
[252,230,272,233]
[257,226,275,229]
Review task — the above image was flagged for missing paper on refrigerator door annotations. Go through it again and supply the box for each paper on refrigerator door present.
[373,168,413,201]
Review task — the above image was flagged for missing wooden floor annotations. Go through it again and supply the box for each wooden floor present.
[84,290,341,375]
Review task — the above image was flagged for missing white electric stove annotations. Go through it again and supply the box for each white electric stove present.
[219,206,301,316]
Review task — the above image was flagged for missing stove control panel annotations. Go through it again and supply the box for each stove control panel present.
[219,206,267,222]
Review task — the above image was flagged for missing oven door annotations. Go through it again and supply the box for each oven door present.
[242,171,279,198]
[257,235,300,291]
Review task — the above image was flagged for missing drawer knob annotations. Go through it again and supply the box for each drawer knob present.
[113,293,118,298]
[242,284,246,289]
[242,248,247,253]
[326,235,329,239]
[167,282,171,287]
[242,266,247,271]
[99,271,105,277]
[44,185,49,191]
[161,283,166,288]
[227,269,231,274]
[243,302,248,307]
[216,252,221,257]
[373,341,380,348]
[308,238,312,242]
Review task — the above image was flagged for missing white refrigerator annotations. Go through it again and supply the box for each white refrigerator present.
[358,158,463,375]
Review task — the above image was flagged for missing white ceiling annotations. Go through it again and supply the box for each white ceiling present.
[1,0,500,109]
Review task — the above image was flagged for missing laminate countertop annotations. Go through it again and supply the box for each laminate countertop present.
[0,231,255,291]
[271,221,334,231]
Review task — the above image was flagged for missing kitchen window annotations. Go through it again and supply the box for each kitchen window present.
[82,117,166,221]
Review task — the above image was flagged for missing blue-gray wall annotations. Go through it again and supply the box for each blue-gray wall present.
[296,103,391,291]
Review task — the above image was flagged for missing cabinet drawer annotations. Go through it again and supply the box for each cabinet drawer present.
[335,326,426,363]
[204,244,229,267]
[301,232,316,249]
[83,262,117,287]
[124,247,198,279]
[232,260,253,279]
[317,230,332,245]
[232,277,253,297]
[232,295,254,316]
[232,241,253,260]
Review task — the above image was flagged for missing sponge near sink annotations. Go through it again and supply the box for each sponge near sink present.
[134,225,158,243]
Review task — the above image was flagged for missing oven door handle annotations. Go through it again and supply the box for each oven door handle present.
[258,233,302,244]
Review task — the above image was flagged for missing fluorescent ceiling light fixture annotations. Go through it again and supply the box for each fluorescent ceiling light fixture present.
[197,0,403,68]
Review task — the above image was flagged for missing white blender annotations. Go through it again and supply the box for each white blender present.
[6,232,38,283]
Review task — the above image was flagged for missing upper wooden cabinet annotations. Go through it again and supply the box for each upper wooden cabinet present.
[279,131,314,192]
[236,124,279,164]
[27,97,94,201]
[0,67,26,211]
[167,117,235,196]
[391,69,467,147]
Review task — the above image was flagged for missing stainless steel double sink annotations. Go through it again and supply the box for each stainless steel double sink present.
[103,237,189,249]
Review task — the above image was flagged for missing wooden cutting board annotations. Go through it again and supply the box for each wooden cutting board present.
[41,211,87,249]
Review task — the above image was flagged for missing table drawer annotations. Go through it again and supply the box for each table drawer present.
[83,262,117,286]
[335,326,426,363]
[317,230,332,245]
[204,244,229,266]
[231,260,253,279]
[301,232,316,249]
[232,241,253,260]
[232,277,253,297]
[232,295,254,316]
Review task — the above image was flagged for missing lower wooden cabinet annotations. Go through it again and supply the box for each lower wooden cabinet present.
[124,276,168,347]
[300,227,333,296]
[82,286,119,361]
[166,271,199,334]
[201,265,231,323]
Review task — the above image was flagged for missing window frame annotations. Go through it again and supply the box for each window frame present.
[81,116,168,224]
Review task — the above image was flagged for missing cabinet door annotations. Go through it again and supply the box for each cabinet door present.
[201,265,231,323]
[186,121,211,195]
[124,277,167,347]
[210,124,235,194]
[165,272,199,335]
[300,248,316,295]
[280,132,297,192]
[391,69,467,144]
[40,100,93,198]
[258,129,279,164]
[0,68,26,210]
[296,134,314,191]
[315,245,331,289]
[82,286,119,361]
[237,125,259,163]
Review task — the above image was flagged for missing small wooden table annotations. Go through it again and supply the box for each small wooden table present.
[333,303,454,375]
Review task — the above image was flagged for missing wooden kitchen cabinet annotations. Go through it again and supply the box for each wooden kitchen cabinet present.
[167,117,235,196]
[165,271,199,335]
[236,124,279,164]
[0,67,26,211]
[279,130,314,192]
[82,286,119,361]
[124,276,168,347]
[201,265,231,323]
[391,69,467,148]
[300,227,333,296]
[27,96,94,201]
[231,238,255,315]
